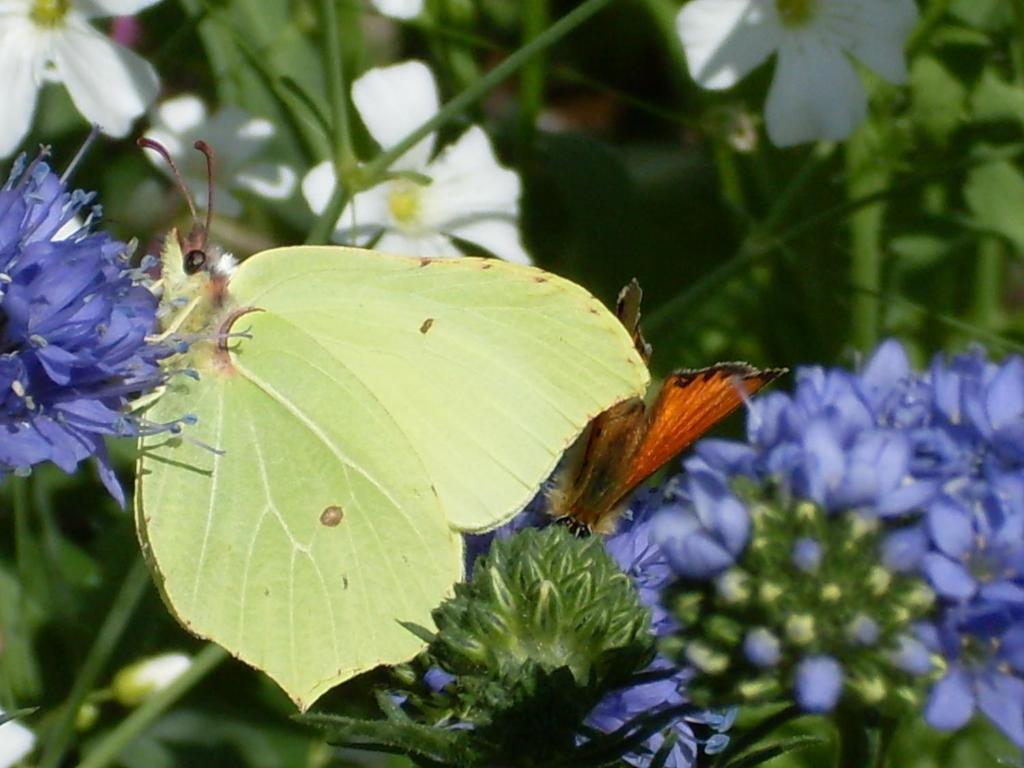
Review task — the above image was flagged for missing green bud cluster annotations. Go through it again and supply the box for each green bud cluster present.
[312,526,656,767]
[429,527,653,733]
[666,481,933,716]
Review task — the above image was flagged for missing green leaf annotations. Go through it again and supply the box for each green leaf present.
[949,0,1012,31]
[299,712,471,764]
[137,246,648,708]
[964,157,1024,250]
[909,56,967,145]
[971,68,1024,126]
[721,735,824,768]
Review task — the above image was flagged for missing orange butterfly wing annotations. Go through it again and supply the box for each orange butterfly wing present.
[618,364,785,496]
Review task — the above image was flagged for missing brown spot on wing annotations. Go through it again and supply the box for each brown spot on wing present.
[618,364,785,495]
[320,505,344,527]
[420,318,434,334]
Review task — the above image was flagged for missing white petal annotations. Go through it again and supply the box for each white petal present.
[53,22,159,136]
[676,0,782,90]
[0,22,42,158]
[77,0,164,18]
[371,0,423,19]
[376,230,459,258]
[302,161,336,214]
[152,93,204,135]
[448,219,531,264]
[765,35,866,146]
[340,185,391,244]
[236,162,296,200]
[827,0,918,84]
[420,126,521,230]
[204,106,271,166]
[303,162,388,244]
[352,60,437,170]
[0,1,31,15]
[0,714,35,768]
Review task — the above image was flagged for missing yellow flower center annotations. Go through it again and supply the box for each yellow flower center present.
[775,0,816,27]
[31,0,71,27]
[387,181,423,227]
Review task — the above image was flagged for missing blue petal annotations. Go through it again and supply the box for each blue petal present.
[889,635,933,676]
[714,496,751,557]
[801,421,846,505]
[922,554,977,600]
[668,531,737,581]
[794,656,843,713]
[859,339,910,407]
[926,497,975,558]
[424,667,456,692]
[986,357,1024,431]
[925,668,975,731]
[976,671,1024,748]
[1002,625,1024,674]
[743,628,781,668]
[881,526,929,572]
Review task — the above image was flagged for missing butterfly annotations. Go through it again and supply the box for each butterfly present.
[548,280,785,534]
[134,139,650,709]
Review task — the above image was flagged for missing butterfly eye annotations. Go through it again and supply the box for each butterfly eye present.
[184,249,207,275]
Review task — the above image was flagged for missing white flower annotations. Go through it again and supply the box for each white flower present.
[371,0,422,19]
[302,60,530,264]
[144,94,296,218]
[0,0,163,157]
[0,711,35,768]
[677,0,918,146]
[112,652,192,706]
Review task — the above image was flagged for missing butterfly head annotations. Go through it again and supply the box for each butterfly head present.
[139,138,235,339]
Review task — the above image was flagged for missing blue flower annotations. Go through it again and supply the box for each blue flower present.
[652,469,750,581]
[794,656,843,713]
[578,503,719,767]
[0,155,171,504]
[652,339,1024,740]
[920,608,1024,746]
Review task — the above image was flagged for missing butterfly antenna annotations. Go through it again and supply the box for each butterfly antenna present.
[137,137,199,222]
[193,140,215,238]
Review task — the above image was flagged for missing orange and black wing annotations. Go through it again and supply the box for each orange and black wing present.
[617,363,785,497]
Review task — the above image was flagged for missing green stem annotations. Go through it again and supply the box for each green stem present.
[972,237,1004,332]
[517,0,549,152]
[12,477,31,599]
[322,0,358,176]
[76,644,229,768]
[39,558,151,768]
[906,0,951,56]
[637,0,691,94]
[361,0,619,183]
[846,128,889,352]
[872,718,898,768]
[835,713,872,768]
[711,138,750,224]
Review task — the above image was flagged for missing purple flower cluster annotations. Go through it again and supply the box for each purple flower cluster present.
[653,340,1024,745]
[0,156,170,504]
